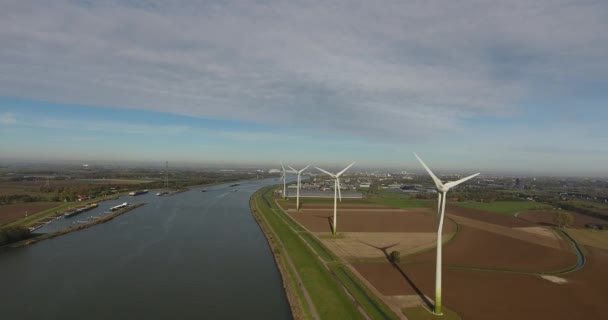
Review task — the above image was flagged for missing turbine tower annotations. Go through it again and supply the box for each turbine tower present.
[414,153,479,315]
[279,163,295,199]
[315,162,355,235]
[165,161,169,189]
[288,165,310,211]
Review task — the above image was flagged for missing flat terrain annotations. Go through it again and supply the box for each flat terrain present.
[279,199,607,319]
[283,205,456,234]
[453,201,549,215]
[404,224,576,272]
[321,231,448,261]
[518,210,607,228]
[355,247,608,320]
[447,204,532,227]
[0,202,59,225]
[567,229,608,250]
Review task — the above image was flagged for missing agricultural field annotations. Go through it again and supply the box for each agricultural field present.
[452,201,549,215]
[567,229,608,250]
[558,199,608,217]
[518,210,607,228]
[273,193,607,319]
[0,202,59,225]
[75,178,154,185]
[252,187,397,320]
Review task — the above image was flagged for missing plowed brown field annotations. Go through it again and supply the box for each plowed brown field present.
[354,246,607,320]
[276,199,601,319]
[0,202,58,225]
[405,224,576,272]
[288,207,456,233]
[446,204,532,227]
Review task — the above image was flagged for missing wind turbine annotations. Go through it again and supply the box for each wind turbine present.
[280,163,295,199]
[315,162,355,235]
[414,153,479,315]
[287,165,310,211]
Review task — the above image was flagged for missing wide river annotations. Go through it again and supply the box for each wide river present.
[0,178,291,319]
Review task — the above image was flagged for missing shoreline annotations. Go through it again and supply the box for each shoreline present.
[250,188,304,320]
[1,203,146,252]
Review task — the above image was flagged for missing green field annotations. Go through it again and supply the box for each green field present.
[253,187,398,319]
[566,229,608,250]
[558,200,608,217]
[453,201,550,215]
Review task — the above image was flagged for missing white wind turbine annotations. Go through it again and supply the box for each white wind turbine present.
[414,153,479,315]
[280,163,296,199]
[287,165,310,211]
[315,162,355,235]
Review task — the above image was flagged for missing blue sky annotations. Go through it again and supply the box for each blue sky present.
[1,0,607,176]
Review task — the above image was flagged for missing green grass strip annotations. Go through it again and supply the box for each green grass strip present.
[254,187,364,320]
[264,187,401,319]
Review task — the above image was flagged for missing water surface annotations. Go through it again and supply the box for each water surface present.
[0,179,291,320]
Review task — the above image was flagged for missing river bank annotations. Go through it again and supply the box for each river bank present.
[1,203,146,252]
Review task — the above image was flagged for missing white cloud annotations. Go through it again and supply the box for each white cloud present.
[0,112,16,125]
[0,0,606,140]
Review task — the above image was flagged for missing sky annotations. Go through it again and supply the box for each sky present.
[0,0,607,176]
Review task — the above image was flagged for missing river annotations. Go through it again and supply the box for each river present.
[0,178,291,319]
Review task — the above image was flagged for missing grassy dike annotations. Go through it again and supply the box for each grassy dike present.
[251,186,399,320]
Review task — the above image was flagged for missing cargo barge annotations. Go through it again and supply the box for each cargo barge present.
[129,190,149,196]
[110,202,129,212]
[64,203,99,218]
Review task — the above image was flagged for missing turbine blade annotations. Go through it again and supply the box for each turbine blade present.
[300,165,311,173]
[337,162,356,177]
[413,153,444,189]
[287,165,298,173]
[337,178,342,201]
[444,173,480,189]
[315,167,336,178]
[281,162,285,171]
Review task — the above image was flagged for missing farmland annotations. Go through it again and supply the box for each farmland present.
[452,201,549,215]
[267,192,607,319]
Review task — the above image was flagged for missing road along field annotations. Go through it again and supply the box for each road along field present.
[0,202,59,225]
[277,198,604,319]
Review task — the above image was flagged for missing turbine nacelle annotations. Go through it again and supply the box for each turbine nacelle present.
[413,152,480,316]
[413,153,479,193]
[288,165,310,175]
[315,162,355,202]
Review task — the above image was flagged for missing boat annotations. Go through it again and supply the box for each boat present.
[64,203,98,218]
[28,225,44,232]
[229,183,240,187]
[201,189,207,192]
[129,190,149,196]
[156,191,169,196]
[110,202,129,212]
